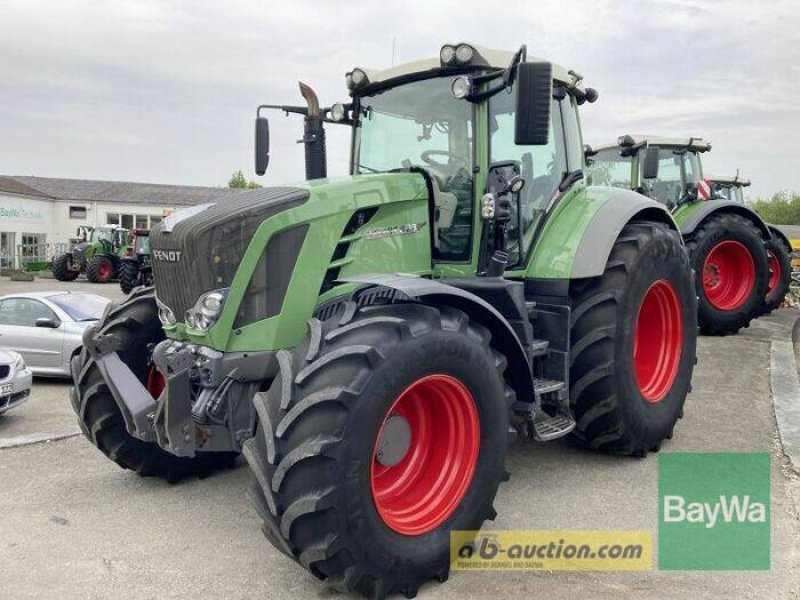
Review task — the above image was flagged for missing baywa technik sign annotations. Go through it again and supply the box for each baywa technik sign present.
[0,204,45,223]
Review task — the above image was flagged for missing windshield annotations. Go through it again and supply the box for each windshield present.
[355,76,474,261]
[586,148,633,189]
[136,234,151,253]
[48,293,109,321]
[641,147,701,207]
[91,229,114,244]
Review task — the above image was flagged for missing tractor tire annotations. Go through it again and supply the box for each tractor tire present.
[86,256,114,283]
[52,254,79,281]
[244,302,513,599]
[685,213,769,335]
[71,287,237,482]
[569,222,697,457]
[119,261,141,294]
[760,237,791,315]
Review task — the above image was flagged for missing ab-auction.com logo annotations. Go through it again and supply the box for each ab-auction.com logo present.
[658,452,770,570]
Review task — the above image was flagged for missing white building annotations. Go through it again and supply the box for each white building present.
[0,176,241,268]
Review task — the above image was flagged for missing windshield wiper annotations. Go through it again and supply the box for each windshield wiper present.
[357,164,380,173]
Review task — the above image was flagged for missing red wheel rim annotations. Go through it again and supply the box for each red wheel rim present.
[98,260,111,281]
[767,250,781,295]
[702,240,756,310]
[370,374,480,536]
[147,364,165,398]
[633,280,683,403]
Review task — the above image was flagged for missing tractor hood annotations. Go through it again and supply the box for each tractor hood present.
[149,173,428,320]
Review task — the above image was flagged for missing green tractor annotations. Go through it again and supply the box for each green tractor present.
[119,229,153,294]
[72,44,697,597]
[707,174,792,314]
[586,135,790,333]
[52,224,132,283]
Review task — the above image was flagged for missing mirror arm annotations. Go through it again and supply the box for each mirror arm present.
[257,104,308,117]
[558,169,584,193]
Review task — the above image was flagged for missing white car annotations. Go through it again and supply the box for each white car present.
[0,292,111,377]
[0,349,32,413]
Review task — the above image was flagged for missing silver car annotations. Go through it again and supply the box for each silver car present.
[0,349,32,413]
[0,292,111,377]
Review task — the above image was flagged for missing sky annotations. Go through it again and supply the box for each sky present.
[0,0,798,200]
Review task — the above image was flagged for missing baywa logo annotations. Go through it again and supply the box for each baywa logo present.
[658,452,770,570]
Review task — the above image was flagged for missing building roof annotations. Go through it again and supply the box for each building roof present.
[592,134,712,154]
[706,175,751,187]
[0,175,242,206]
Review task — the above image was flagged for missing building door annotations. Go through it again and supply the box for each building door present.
[0,232,14,269]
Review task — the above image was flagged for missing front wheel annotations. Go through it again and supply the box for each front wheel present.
[52,254,79,281]
[244,302,512,598]
[569,222,698,457]
[118,260,141,294]
[761,237,791,315]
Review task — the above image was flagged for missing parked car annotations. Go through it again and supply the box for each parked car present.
[0,349,32,413]
[0,292,111,377]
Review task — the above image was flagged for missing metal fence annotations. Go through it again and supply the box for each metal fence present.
[0,243,68,271]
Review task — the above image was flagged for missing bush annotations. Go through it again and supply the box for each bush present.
[749,191,800,225]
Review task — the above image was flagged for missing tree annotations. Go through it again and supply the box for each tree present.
[750,191,800,225]
[228,170,262,189]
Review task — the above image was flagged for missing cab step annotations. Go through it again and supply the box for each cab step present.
[530,339,549,357]
[534,378,564,395]
[531,411,576,442]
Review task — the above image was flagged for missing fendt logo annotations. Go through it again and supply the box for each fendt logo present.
[152,249,183,262]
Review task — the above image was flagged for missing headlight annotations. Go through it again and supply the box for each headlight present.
[455,44,475,64]
[185,288,228,333]
[11,352,25,371]
[451,76,472,99]
[156,296,177,328]
[440,44,456,65]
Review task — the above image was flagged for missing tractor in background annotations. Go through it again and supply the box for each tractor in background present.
[72,44,698,598]
[52,225,132,283]
[707,174,791,314]
[586,135,790,333]
[119,229,153,294]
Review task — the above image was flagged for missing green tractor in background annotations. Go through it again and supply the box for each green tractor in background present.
[118,229,153,294]
[586,135,791,333]
[72,44,697,598]
[52,224,132,283]
[707,173,792,314]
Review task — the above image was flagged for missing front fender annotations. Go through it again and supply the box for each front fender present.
[341,273,534,404]
[768,224,792,250]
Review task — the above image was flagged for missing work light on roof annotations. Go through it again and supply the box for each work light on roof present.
[455,44,475,64]
[450,76,472,99]
[440,45,456,65]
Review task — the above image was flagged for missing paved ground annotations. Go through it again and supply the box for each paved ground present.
[0,276,798,599]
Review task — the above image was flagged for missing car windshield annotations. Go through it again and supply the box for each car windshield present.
[355,76,474,261]
[48,294,108,321]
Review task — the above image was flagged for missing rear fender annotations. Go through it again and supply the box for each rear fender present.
[340,274,534,404]
[767,225,791,251]
[677,200,771,240]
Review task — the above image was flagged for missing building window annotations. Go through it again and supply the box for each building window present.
[121,214,134,229]
[135,214,148,229]
[107,214,120,225]
[69,206,87,219]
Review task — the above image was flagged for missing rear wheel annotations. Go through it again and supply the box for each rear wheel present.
[86,256,114,283]
[761,237,791,315]
[685,213,769,335]
[569,222,697,456]
[52,254,79,281]
[71,287,237,482]
[119,260,141,294]
[244,302,512,599]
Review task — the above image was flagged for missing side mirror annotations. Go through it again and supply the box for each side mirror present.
[514,62,553,146]
[642,146,660,179]
[35,317,60,329]
[255,117,270,176]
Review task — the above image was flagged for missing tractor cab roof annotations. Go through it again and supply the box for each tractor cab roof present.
[707,175,751,187]
[591,134,712,154]
[350,43,587,95]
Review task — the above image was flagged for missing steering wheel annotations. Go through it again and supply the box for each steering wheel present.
[421,150,465,170]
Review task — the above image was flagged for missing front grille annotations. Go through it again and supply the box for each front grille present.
[151,186,309,317]
[0,365,9,380]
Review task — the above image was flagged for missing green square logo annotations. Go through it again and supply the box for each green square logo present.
[658,452,770,570]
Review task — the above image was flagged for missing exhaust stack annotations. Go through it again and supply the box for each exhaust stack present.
[299,82,327,180]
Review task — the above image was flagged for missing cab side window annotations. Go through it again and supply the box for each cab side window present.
[0,298,56,327]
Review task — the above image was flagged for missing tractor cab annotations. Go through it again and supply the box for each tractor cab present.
[708,174,750,203]
[585,134,712,210]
